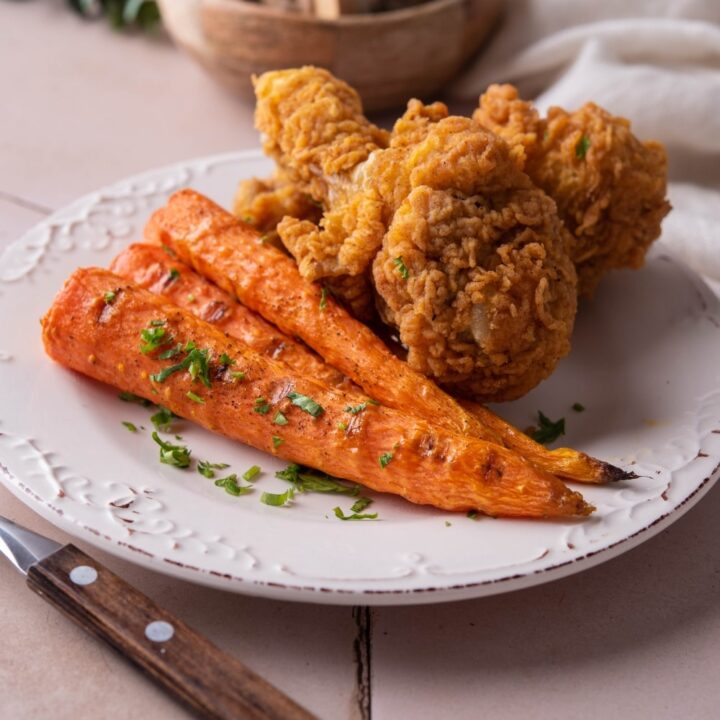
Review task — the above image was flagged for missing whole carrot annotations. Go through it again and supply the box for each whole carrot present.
[42,267,592,519]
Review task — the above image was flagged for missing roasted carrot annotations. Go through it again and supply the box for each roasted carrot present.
[42,267,592,518]
[113,243,625,485]
[146,189,631,483]
[109,243,348,389]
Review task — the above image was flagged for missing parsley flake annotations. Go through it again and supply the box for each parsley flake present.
[198,460,230,479]
[333,506,378,521]
[530,411,566,445]
[393,256,409,280]
[467,510,480,520]
[158,343,183,360]
[118,391,152,407]
[219,353,235,367]
[152,431,191,468]
[254,397,271,414]
[379,452,394,468]
[121,421,138,433]
[575,135,591,159]
[104,290,117,304]
[272,411,288,426]
[260,488,294,507]
[187,294,196,303]
[150,406,176,432]
[168,268,180,282]
[215,474,253,496]
[319,287,328,311]
[287,391,324,418]
[140,324,172,354]
[351,497,372,513]
[230,371,246,382]
[345,403,369,415]
[272,435,284,448]
[572,402,586,413]
[242,465,261,482]
[337,421,348,431]
[275,464,360,495]
[187,391,205,404]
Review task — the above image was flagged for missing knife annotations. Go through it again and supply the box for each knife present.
[0,515,316,720]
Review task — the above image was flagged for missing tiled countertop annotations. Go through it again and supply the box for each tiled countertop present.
[1,4,718,718]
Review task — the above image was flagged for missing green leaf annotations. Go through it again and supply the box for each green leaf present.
[118,391,152,407]
[575,135,591,159]
[272,411,288,426]
[467,510,480,520]
[219,353,235,367]
[139,324,172,354]
[150,406,176,432]
[198,459,230,479]
[350,497,372,513]
[333,506,378,521]
[319,287,328,311]
[260,488,294,507]
[379,452,394,469]
[242,465,261,482]
[121,421,138,433]
[104,290,116,304]
[530,411,566,445]
[253,397,271,415]
[286,391,324,418]
[345,403,369,415]
[272,435,284,448]
[152,431,191,468]
[275,464,360,495]
[186,391,205,404]
[572,402,585,413]
[393,256,409,280]
[214,473,253,496]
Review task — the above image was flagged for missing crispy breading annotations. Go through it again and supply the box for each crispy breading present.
[254,68,577,401]
[474,84,670,295]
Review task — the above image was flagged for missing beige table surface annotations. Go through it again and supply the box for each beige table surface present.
[1,3,719,719]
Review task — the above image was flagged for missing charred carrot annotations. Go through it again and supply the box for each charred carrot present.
[109,243,347,389]
[42,268,592,518]
[146,190,631,483]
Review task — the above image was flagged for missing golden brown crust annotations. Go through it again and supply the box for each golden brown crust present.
[254,70,578,401]
[475,84,671,295]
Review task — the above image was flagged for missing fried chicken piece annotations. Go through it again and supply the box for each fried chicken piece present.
[474,84,670,295]
[232,169,322,248]
[253,69,577,402]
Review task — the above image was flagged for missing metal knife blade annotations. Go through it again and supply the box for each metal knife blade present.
[0,515,62,574]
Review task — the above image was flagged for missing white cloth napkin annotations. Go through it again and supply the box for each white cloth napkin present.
[451,0,720,281]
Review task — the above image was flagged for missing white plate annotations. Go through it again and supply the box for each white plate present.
[1,151,719,606]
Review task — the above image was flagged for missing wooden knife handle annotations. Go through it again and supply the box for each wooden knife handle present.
[26,544,316,720]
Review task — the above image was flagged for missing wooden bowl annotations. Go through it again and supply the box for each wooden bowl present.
[158,0,503,112]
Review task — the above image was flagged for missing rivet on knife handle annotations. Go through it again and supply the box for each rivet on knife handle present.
[26,544,317,720]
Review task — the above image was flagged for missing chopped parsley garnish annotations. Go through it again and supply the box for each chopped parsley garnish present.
[168,268,180,281]
[275,463,360,495]
[337,421,348,431]
[345,403,369,415]
[272,435,283,448]
[319,287,328,311]
[187,294,196,303]
[530,411,566,445]
[150,347,211,386]
[272,411,288,426]
[333,506,378,521]
[140,324,172,354]
[379,452,394,468]
[467,510,480,520]
[445,520,452,527]
[230,371,246,382]
[261,488,294,507]
[575,135,591,159]
[393,256,409,280]
[253,397,271,414]
[198,460,230,479]
[150,319,166,327]
[104,290,117,304]
[351,497,372,513]
[118,391,152,407]
[219,353,235,367]
[150,406,176,432]
[187,391,205,404]
[572,402,586,413]
[215,474,253,496]
[121,421,138,433]
[158,343,183,360]
[161,244,176,258]
[243,215,254,224]
[152,431,191,468]
[242,465,261,482]
[287,391,324,418]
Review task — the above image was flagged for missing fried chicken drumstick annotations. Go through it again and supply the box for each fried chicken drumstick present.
[474,84,670,295]
[42,267,592,518]
[253,67,578,403]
